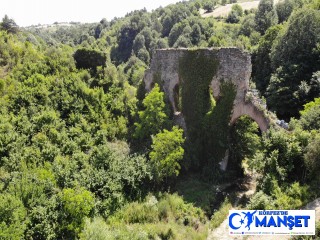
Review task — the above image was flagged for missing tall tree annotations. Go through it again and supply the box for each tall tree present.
[149,126,185,183]
[134,84,169,140]
[268,8,320,118]
[252,25,282,94]
[0,15,19,34]
[255,0,278,35]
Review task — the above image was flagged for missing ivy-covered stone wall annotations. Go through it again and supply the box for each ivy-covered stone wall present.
[144,48,268,176]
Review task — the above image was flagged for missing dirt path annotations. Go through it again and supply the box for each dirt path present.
[207,174,257,240]
[304,198,320,221]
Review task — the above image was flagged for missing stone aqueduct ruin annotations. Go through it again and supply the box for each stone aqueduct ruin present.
[144,48,270,132]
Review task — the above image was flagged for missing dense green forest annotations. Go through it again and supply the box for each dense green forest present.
[0,0,319,238]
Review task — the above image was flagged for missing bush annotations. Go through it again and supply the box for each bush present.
[203,1,215,12]
[80,217,113,240]
[272,182,310,209]
[73,48,106,70]
[105,193,208,239]
[0,194,27,239]
[247,191,274,210]
[112,200,159,224]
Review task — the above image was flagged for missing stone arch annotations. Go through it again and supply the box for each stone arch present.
[144,48,271,133]
[230,101,269,132]
[143,48,273,172]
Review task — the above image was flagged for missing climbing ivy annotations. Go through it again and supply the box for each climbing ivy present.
[178,50,218,170]
[204,82,236,177]
[178,50,236,179]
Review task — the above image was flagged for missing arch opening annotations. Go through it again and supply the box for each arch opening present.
[226,115,262,178]
[230,101,269,132]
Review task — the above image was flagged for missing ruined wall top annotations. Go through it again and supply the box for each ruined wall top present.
[144,47,269,132]
[145,48,252,107]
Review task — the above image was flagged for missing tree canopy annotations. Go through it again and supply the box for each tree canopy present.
[0,0,319,237]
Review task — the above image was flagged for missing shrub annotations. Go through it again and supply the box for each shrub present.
[73,48,106,70]
[150,127,185,183]
[0,193,27,239]
[247,191,274,210]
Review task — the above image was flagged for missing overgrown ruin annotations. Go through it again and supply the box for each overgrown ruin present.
[144,48,271,171]
[144,48,269,132]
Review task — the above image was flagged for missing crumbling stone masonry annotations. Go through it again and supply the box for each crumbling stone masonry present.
[144,48,269,132]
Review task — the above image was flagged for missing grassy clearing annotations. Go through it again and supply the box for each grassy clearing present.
[175,175,218,216]
[81,193,209,240]
[81,219,208,240]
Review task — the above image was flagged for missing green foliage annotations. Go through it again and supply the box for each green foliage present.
[252,25,282,94]
[0,26,152,237]
[248,191,274,210]
[82,219,207,240]
[108,193,206,227]
[168,21,190,47]
[248,181,311,210]
[137,47,150,64]
[249,128,304,193]
[178,50,219,170]
[229,116,261,175]
[255,0,278,35]
[86,142,150,216]
[300,97,320,115]
[133,33,146,55]
[173,35,193,48]
[124,55,147,86]
[175,175,218,215]
[191,24,202,45]
[80,217,112,240]
[134,83,169,140]
[226,11,240,24]
[299,97,320,130]
[272,181,310,209]
[0,15,19,34]
[107,193,208,239]
[275,0,295,23]
[25,196,59,240]
[59,187,95,236]
[304,134,320,183]
[150,127,185,182]
[204,82,237,174]
[0,193,27,239]
[111,10,152,64]
[268,8,320,118]
[239,14,256,37]
[73,48,106,70]
[226,4,243,23]
[203,1,215,12]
